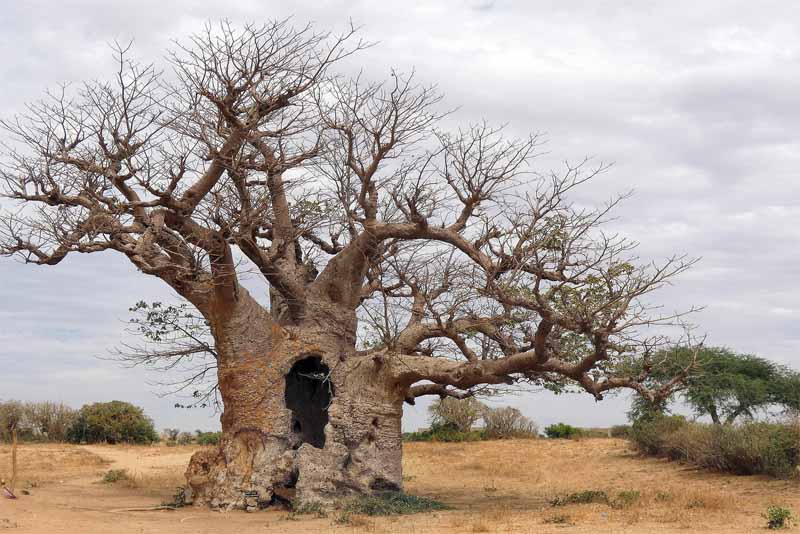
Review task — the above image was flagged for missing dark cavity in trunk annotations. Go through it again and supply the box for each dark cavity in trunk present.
[284,356,333,449]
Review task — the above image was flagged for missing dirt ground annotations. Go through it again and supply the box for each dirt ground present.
[0,438,797,533]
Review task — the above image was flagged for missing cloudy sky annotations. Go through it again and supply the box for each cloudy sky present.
[1,1,799,432]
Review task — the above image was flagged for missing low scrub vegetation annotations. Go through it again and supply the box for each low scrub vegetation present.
[630,414,800,478]
[102,469,129,483]
[343,492,448,516]
[610,424,632,438]
[428,397,483,433]
[550,489,609,506]
[482,406,538,439]
[544,422,581,439]
[162,428,222,446]
[404,398,537,442]
[403,424,487,442]
[764,506,793,530]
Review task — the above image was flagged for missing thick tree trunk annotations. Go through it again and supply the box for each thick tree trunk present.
[184,297,404,510]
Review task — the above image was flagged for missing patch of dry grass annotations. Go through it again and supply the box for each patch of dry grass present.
[0,443,107,486]
[1,438,798,533]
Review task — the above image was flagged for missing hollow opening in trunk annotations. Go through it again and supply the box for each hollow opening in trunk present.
[284,356,333,449]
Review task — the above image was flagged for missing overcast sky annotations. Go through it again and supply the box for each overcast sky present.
[1,1,799,432]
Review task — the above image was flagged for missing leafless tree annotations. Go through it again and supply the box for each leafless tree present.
[1,20,698,509]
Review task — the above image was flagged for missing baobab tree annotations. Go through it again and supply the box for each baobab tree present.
[1,21,696,509]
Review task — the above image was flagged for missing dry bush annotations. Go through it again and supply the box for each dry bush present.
[0,401,26,442]
[428,397,484,433]
[162,428,180,442]
[0,401,76,442]
[482,406,537,439]
[610,425,631,438]
[102,468,129,483]
[26,402,76,442]
[631,414,800,479]
[661,422,716,464]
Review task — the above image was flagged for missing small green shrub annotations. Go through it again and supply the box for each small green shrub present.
[764,506,793,530]
[655,491,673,502]
[613,490,641,508]
[544,423,581,439]
[196,431,222,445]
[102,469,129,483]
[550,490,609,507]
[344,492,448,516]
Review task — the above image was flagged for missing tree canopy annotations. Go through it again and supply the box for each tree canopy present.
[631,346,800,424]
[66,400,159,444]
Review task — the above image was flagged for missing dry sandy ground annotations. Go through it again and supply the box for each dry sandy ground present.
[0,438,798,533]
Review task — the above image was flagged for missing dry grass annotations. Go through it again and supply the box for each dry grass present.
[0,438,798,533]
[0,443,107,487]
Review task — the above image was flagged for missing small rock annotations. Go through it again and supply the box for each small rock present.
[245,505,258,513]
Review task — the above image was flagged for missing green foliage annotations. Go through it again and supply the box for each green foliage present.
[550,490,609,507]
[632,347,800,425]
[764,506,793,530]
[629,413,800,478]
[67,401,159,444]
[344,492,448,516]
[544,423,580,439]
[195,430,222,445]
[102,469,129,483]
[403,423,486,442]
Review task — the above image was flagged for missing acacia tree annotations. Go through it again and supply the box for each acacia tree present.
[631,347,800,424]
[1,21,696,509]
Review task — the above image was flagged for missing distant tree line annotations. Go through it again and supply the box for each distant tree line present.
[0,400,158,444]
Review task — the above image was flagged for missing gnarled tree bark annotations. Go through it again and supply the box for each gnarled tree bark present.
[183,291,404,508]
